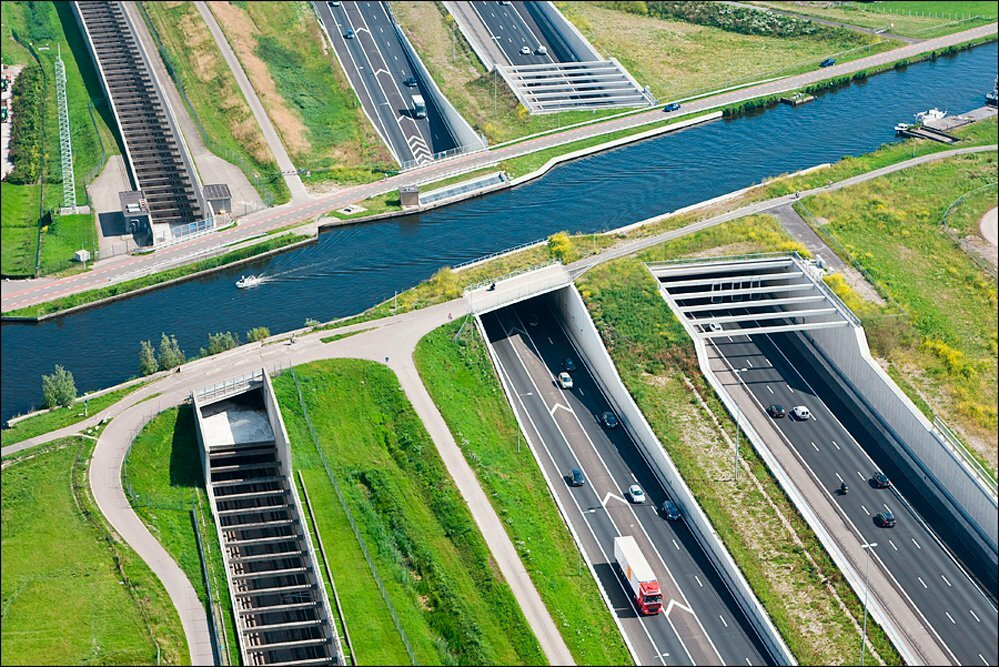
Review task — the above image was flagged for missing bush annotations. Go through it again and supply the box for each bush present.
[547,231,575,263]
[643,1,834,38]
[245,326,271,343]
[41,365,77,408]
[157,333,186,370]
[201,331,240,357]
[138,340,159,376]
[427,267,462,299]
[6,63,45,185]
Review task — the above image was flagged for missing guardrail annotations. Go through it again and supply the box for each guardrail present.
[452,237,550,272]
[195,369,264,402]
[399,143,487,172]
[932,417,999,499]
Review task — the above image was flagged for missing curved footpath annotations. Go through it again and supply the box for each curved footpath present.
[2,22,995,312]
[980,206,998,246]
[3,145,995,666]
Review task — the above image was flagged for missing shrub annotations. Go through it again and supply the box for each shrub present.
[201,331,240,357]
[6,63,45,185]
[41,365,77,408]
[246,326,271,342]
[427,267,462,299]
[157,333,186,370]
[642,1,843,38]
[138,340,159,376]
[547,231,575,263]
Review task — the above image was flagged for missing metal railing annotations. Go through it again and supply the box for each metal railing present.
[195,370,264,402]
[399,143,487,172]
[452,236,550,272]
[932,417,999,499]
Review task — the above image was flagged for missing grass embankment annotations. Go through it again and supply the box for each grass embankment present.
[1,1,117,277]
[2,233,310,319]
[1,437,188,665]
[124,407,240,664]
[414,322,631,665]
[575,215,900,665]
[798,151,998,469]
[751,1,998,39]
[559,2,894,103]
[1,382,145,448]
[208,1,394,184]
[273,360,546,666]
[392,2,626,144]
[139,1,289,206]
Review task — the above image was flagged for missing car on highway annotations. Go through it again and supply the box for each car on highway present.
[627,485,645,503]
[329,0,341,6]
[663,102,681,112]
[568,467,586,487]
[403,76,419,88]
[563,357,576,372]
[601,411,619,428]
[557,372,574,389]
[820,57,836,67]
[519,45,531,56]
[872,471,891,489]
[527,312,539,327]
[875,510,896,528]
[661,499,681,521]
[345,28,355,39]
[790,405,812,421]
[535,45,548,56]
[766,404,786,419]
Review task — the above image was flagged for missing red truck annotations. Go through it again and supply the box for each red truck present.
[614,536,662,615]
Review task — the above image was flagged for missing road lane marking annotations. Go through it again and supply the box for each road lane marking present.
[718,615,728,628]
[672,539,680,550]
[911,538,921,550]
[856,471,865,480]
[746,359,753,367]
[917,576,927,588]
[888,539,897,551]
[861,504,870,516]
[766,385,773,394]
[835,472,843,482]
[694,575,703,587]
[944,611,955,624]
[969,608,980,622]
[787,385,794,393]
[831,440,840,450]
[810,441,819,452]
[941,574,951,587]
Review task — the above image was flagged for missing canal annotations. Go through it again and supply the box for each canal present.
[2,41,996,421]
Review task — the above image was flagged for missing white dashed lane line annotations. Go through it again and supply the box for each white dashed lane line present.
[917,576,928,589]
[969,608,980,623]
[941,574,952,587]
[912,538,921,550]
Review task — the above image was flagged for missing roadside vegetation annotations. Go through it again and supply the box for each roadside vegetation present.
[273,359,546,666]
[1,437,188,665]
[414,321,632,665]
[124,407,241,665]
[750,1,998,39]
[139,1,289,206]
[796,151,999,470]
[1,1,116,277]
[575,215,900,665]
[207,1,394,185]
[558,1,894,103]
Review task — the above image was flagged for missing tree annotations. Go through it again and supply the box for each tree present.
[547,231,575,263]
[201,331,239,357]
[41,365,77,409]
[246,326,271,343]
[157,333,186,370]
[138,340,159,376]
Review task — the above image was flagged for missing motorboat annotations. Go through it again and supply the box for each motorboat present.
[894,122,911,134]
[914,107,947,124]
[236,274,262,289]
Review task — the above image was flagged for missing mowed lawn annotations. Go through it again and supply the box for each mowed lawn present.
[752,1,997,38]
[414,322,631,665]
[557,2,889,101]
[273,360,546,666]
[803,152,999,466]
[0,182,40,277]
[1,440,179,665]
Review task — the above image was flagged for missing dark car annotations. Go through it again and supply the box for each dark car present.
[345,29,355,39]
[766,404,786,419]
[403,76,419,88]
[661,499,681,521]
[563,357,576,372]
[875,510,896,528]
[820,57,836,67]
[601,412,619,428]
[872,472,890,489]
[663,102,681,112]
[568,467,586,487]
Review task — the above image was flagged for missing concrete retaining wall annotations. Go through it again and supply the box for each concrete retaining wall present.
[525,1,601,62]
[548,285,796,666]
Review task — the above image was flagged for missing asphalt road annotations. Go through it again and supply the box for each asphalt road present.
[468,0,557,66]
[705,321,999,666]
[314,1,456,165]
[482,298,775,666]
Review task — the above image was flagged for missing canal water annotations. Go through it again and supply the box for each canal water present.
[2,41,996,421]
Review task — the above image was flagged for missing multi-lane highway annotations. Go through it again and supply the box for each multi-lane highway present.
[314,0,457,165]
[468,0,558,66]
[482,297,776,666]
[703,321,999,667]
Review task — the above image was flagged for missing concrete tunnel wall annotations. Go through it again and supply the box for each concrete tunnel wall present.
[801,325,999,587]
[525,1,601,62]
[547,285,796,666]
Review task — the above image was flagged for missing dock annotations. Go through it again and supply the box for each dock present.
[780,92,814,106]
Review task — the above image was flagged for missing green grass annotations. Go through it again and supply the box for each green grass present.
[140,1,290,206]
[414,321,632,665]
[272,360,546,665]
[752,1,996,39]
[560,2,894,103]
[1,437,188,665]
[575,214,900,665]
[800,151,998,463]
[0,182,41,277]
[2,233,310,319]
[37,212,98,276]
[208,1,394,183]
[124,406,241,665]
[1,382,145,448]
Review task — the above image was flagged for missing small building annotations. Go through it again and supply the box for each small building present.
[400,184,420,209]
[119,190,151,237]
[73,248,91,263]
[203,183,232,219]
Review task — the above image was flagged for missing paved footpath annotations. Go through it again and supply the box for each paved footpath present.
[3,144,994,666]
[2,23,994,312]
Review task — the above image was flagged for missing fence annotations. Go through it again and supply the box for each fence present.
[289,367,417,666]
[195,369,264,403]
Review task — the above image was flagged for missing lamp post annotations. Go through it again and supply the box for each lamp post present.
[860,542,878,666]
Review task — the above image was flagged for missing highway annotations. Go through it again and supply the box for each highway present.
[704,321,999,666]
[482,298,775,666]
[314,0,457,165]
[468,0,557,66]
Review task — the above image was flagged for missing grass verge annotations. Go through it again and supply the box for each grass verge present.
[575,214,900,665]
[124,406,241,665]
[1,437,188,665]
[273,359,546,665]
[414,320,632,665]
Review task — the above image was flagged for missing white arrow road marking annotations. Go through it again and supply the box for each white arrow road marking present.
[601,491,627,507]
